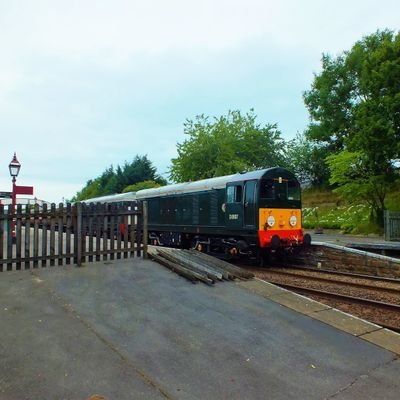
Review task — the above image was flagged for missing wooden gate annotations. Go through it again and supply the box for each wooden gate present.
[0,201,147,272]
[384,210,400,241]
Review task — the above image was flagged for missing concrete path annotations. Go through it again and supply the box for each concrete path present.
[1,258,399,399]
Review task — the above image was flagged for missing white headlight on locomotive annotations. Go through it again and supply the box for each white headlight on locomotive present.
[267,215,275,227]
[289,215,297,227]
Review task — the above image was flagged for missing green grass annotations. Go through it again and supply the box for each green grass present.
[302,204,372,232]
[302,188,341,208]
[300,188,400,235]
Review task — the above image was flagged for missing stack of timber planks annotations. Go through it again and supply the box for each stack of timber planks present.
[148,246,254,284]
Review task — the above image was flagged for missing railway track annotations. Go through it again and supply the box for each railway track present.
[273,264,400,282]
[275,282,400,312]
[244,265,400,333]
[272,282,400,334]
[262,268,400,296]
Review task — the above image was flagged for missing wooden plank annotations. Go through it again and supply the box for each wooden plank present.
[102,204,109,261]
[49,203,56,266]
[58,203,64,266]
[0,204,4,271]
[65,203,72,265]
[130,209,136,257]
[16,204,22,270]
[33,205,39,268]
[181,250,233,280]
[109,203,115,261]
[116,210,122,260]
[188,250,255,279]
[7,205,13,271]
[41,203,48,267]
[88,204,94,263]
[136,204,142,257]
[148,249,213,284]
[123,212,129,259]
[80,203,88,263]
[95,204,101,262]
[156,248,221,282]
[143,201,148,260]
[76,202,83,266]
[24,204,31,270]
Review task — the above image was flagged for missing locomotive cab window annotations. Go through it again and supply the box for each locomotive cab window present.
[260,179,275,199]
[260,178,300,201]
[287,180,301,201]
[227,185,243,203]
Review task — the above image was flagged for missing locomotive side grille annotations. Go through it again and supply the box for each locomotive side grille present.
[192,195,199,225]
[210,191,218,225]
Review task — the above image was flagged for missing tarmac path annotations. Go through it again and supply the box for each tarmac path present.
[1,258,399,399]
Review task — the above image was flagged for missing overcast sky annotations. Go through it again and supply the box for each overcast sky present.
[0,0,398,203]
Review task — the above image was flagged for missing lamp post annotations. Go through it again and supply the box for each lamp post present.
[9,152,21,242]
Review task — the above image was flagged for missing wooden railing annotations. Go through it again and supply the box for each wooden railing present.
[0,201,146,272]
[385,210,400,241]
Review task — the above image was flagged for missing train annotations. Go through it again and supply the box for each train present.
[84,167,311,262]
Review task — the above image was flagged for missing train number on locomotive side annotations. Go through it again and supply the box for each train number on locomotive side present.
[229,214,239,220]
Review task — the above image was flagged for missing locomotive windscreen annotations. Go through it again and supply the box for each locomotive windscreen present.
[260,179,300,201]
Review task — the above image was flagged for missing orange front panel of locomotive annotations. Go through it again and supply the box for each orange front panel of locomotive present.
[258,208,304,248]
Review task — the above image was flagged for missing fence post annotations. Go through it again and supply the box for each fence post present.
[143,201,148,259]
[136,203,142,258]
[77,202,82,266]
[384,210,388,241]
[0,204,4,272]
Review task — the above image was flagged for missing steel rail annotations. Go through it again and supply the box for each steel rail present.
[271,264,400,283]
[258,269,400,295]
[269,281,400,312]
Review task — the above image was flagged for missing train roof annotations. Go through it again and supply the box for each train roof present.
[82,191,137,203]
[136,167,296,199]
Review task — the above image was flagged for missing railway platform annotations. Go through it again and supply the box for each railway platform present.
[1,258,400,399]
[307,229,400,246]
[307,229,400,258]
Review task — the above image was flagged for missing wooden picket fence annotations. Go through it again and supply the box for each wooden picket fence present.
[0,201,147,272]
[385,210,400,241]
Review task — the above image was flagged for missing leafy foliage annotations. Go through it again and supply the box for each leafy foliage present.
[122,180,162,193]
[327,150,398,225]
[303,29,400,223]
[303,53,353,153]
[169,109,287,182]
[285,133,330,186]
[72,155,166,201]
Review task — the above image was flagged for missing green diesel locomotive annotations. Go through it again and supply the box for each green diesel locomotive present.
[136,167,310,259]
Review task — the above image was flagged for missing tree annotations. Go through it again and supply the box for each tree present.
[303,30,400,223]
[170,109,286,182]
[72,155,166,201]
[122,180,162,193]
[327,151,398,226]
[285,133,330,186]
[303,53,353,153]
